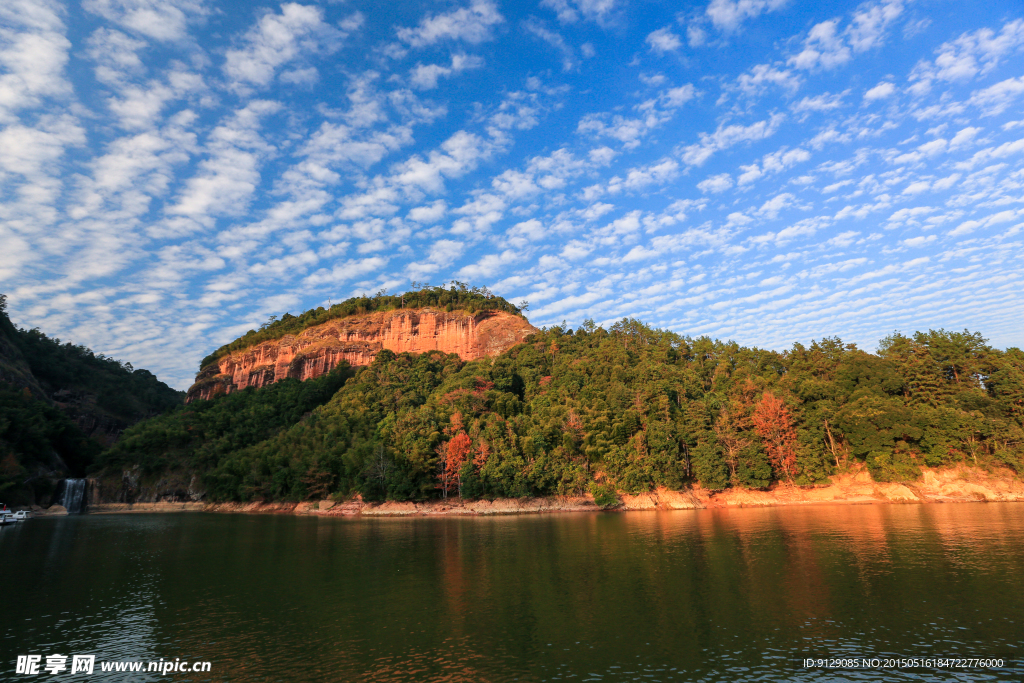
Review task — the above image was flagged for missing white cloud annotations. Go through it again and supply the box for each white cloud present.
[736,147,809,186]
[762,147,810,173]
[451,192,505,235]
[789,20,851,70]
[646,28,682,53]
[910,19,1024,85]
[948,210,1021,237]
[705,0,787,32]
[69,115,196,224]
[391,130,496,194]
[902,180,931,195]
[736,64,801,97]
[396,0,503,48]
[970,76,1024,116]
[224,4,349,89]
[607,158,679,193]
[524,20,577,72]
[863,81,895,102]
[577,83,695,149]
[808,128,851,149]
[0,0,71,123]
[81,0,207,42]
[737,164,762,185]
[279,67,318,86]
[303,256,388,286]
[0,115,85,190]
[697,173,733,193]
[756,192,795,219]
[791,91,846,116]
[409,53,484,89]
[682,114,784,166]
[102,66,203,130]
[163,101,281,230]
[458,250,518,279]
[621,245,660,262]
[826,230,859,247]
[949,127,981,150]
[406,239,464,277]
[86,28,147,84]
[507,218,546,247]
[790,1,902,72]
[954,138,1024,170]
[408,200,447,223]
[687,24,707,47]
[901,235,935,247]
[931,173,960,191]
[541,0,619,25]
[846,0,903,52]
[917,138,947,157]
[822,179,853,194]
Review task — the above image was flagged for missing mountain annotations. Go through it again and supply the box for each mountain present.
[0,294,184,505]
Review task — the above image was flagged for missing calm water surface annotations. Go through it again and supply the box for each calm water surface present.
[2,504,1023,682]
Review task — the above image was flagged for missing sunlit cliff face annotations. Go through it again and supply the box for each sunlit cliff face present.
[186,308,537,402]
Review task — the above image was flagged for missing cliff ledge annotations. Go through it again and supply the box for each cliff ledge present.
[187,308,536,402]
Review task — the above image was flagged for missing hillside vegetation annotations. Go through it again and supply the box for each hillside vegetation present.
[0,294,183,500]
[104,316,1024,504]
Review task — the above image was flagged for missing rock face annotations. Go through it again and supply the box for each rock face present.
[187,308,537,402]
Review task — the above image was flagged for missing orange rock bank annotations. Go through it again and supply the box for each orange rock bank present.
[87,466,1024,517]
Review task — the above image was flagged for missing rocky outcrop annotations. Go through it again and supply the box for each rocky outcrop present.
[187,308,537,402]
[88,469,207,505]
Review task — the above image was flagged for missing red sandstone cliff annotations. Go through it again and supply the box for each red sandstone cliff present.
[186,308,537,402]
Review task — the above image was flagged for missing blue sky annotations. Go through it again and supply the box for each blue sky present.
[2,0,1023,389]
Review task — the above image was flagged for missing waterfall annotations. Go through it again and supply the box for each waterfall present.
[61,479,87,514]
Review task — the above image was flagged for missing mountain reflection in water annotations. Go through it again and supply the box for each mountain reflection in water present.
[2,504,1023,682]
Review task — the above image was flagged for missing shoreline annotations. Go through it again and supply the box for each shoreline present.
[69,466,1024,517]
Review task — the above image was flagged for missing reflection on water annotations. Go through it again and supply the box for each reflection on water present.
[2,505,1023,681]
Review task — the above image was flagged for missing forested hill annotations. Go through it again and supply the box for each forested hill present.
[0,294,184,502]
[100,318,1024,504]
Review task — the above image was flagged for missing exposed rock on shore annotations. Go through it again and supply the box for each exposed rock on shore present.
[83,466,1024,516]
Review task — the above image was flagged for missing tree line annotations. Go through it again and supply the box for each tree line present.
[103,317,1024,504]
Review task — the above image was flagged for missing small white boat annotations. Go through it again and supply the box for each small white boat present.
[12,510,29,521]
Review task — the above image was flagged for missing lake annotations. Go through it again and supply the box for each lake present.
[2,504,1023,681]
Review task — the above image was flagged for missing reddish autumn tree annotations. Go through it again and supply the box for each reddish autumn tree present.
[565,409,584,438]
[473,440,491,469]
[473,378,495,396]
[440,432,472,498]
[752,391,799,483]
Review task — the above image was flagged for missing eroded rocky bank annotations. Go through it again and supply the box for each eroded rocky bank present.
[78,466,1024,517]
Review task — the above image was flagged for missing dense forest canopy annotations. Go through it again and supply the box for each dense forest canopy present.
[106,317,1024,505]
[0,294,183,420]
[0,294,184,496]
[200,282,526,370]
